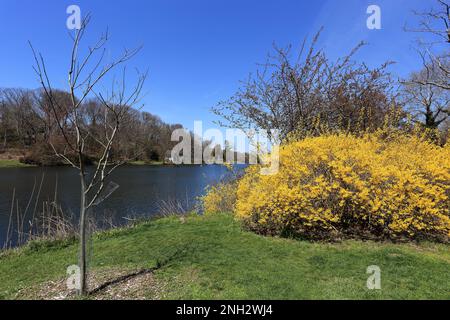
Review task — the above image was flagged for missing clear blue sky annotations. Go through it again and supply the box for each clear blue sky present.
[0,0,438,130]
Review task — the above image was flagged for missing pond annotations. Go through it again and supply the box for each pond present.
[0,165,237,247]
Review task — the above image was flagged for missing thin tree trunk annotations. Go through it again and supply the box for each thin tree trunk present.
[3,129,6,148]
[78,173,88,295]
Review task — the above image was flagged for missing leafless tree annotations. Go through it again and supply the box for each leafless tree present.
[401,0,450,129]
[402,59,450,129]
[213,29,400,141]
[0,88,43,148]
[405,0,449,90]
[30,15,147,295]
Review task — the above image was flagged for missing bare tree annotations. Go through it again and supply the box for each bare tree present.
[401,0,450,130]
[30,15,147,295]
[213,29,400,141]
[405,0,449,90]
[0,88,44,148]
[402,60,450,129]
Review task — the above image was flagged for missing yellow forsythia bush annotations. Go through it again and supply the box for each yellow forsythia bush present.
[236,132,450,241]
[202,181,237,215]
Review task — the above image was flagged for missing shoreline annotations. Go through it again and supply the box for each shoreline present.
[0,159,36,168]
[0,160,234,169]
[0,159,169,169]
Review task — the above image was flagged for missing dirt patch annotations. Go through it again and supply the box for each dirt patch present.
[17,268,166,300]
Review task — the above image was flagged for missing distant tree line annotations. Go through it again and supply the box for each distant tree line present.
[0,88,247,165]
[0,87,186,165]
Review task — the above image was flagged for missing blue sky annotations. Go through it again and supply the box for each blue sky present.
[0,0,438,130]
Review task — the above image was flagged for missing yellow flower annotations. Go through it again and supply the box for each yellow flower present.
[234,131,450,241]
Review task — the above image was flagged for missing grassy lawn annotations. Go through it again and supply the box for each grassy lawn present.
[0,214,449,300]
[0,159,34,168]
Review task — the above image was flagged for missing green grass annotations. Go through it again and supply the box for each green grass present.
[0,214,449,300]
[0,159,34,168]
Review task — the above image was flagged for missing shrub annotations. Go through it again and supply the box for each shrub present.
[21,143,61,166]
[201,181,238,215]
[21,142,95,166]
[236,131,450,242]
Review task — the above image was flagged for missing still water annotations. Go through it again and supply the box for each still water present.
[0,165,234,247]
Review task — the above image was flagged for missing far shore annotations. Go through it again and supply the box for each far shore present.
[0,159,169,169]
[0,159,35,168]
[0,159,224,169]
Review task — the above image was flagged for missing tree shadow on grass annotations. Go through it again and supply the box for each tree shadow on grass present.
[88,244,195,296]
